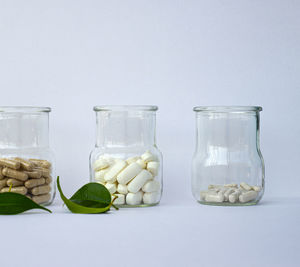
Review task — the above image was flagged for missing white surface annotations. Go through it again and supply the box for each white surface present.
[0,1,299,266]
[0,197,299,267]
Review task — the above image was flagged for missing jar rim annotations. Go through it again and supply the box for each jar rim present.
[0,106,51,113]
[93,105,158,112]
[193,106,262,112]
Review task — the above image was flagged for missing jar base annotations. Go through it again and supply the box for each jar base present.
[115,202,159,208]
[197,200,259,206]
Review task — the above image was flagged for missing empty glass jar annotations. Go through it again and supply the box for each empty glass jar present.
[192,106,265,206]
[90,105,163,207]
[0,106,55,205]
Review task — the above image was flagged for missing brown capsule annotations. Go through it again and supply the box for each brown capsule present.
[31,185,51,196]
[2,168,28,181]
[29,159,51,169]
[45,176,52,184]
[24,170,42,179]
[0,167,4,179]
[25,178,45,189]
[32,193,51,204]
[14,158,34,171]
[40,168,51,178]
[0,178,8,190]
[0,158,21,170]
[6,178,24,187]
[1,186,28,195]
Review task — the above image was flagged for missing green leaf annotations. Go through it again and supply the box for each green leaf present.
[0,192,52,215]
[56,176,114,214]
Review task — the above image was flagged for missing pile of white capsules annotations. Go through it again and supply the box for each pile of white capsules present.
[93,151,161,205]
[0,157,52,204]
[200,182,262,204]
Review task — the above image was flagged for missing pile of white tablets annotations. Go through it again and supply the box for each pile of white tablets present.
[200,182,262,204]
[93,151,161,205]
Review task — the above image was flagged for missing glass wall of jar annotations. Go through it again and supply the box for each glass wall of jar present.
[0,107,55,205]
[192,106,265,206]
[90,105,163,207]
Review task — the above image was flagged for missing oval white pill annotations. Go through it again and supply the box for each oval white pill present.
[147,161,159,176]
[142,180,160,193]
[117,162,142,185]
[252,185,262,192]
[239,191,258,203]
[127,170,152,193]
[93,159,109,171]
[126,191,143,205]
[143,192,160,204]
[113,194,125,205]
[205,192,224,202]
[240,182,252,191]
[141,151,156,163]
[104,160,127,183]
[136,159,146,169]
[105,183,117,194]
[126,156,140,165]
[117,184,128,194]
[95,169,107,183]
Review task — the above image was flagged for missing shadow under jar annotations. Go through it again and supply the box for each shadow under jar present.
[0,107,55,205]
[192,106,265,206]
[90,105,163,207]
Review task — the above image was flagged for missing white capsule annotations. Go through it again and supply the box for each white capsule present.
[113,194,125,205]
[252,185,262,192]
[104,160,127,183]
[143,192,160,204]
[141,151,156,163]
[240,182,252,191]
[117,162,142,185]
[147,161,159,176]
[224,188,236,201]
[228,190,241,203]
[93,159,109,171]
[224,183,238,188]
[208,184,223,190]
[136,159,146,169]
[127,170,152,193]
[126,156,140,165]
[142,180,161,193]
[239,191,258,203]
[95,169,107,183]
[205,192,224,203]
[117,184,128,194]
[126,191,143,205]
[105,183,117,194]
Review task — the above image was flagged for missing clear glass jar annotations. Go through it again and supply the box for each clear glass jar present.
[0,107,55,205]
[192,106,265,206]
[89,105,163,207]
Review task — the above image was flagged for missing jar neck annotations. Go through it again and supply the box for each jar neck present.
[195,111,261,153]
[95,110,157,148]
[0,112,50,149]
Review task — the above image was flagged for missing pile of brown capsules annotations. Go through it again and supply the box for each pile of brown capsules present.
[0,158,52,204]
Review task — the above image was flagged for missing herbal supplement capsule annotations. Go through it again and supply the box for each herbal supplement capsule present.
[0,167,4,179]
[239,191,258,203]
[1,186,28,195]
[113,194,125,205]
[224,183,238,188]
[136,159,146,169]
[93,158,110,171]
[240,182,252,191]
[143,191,160,204]
[141,151,156,163]
[25,178,46,189]
[104,160,127,183]
[0,178,8,190]
[45,176,52,184]
[147,161,159,176]
[24,170,42,179]
[208,184,223,190]
[126,156,140,165]
[126,191,143,205]
[2,167,28,181]
[6,178,24,187]
[224,188,236,201]
[252,185,262,192]
[105,183,117,194]
[32,193,51,204]
[117,162,142,185]
[117,184,128,194]
[40,168,51,178]
[142,180,161,193]
[228,190,241,203]
[127,170,152,193]
[14,158,34,171]
[205,192,224,203]
[31,185,51,196]
[29,159,51,169]
[95,169,107,183]
[0,159,21,170]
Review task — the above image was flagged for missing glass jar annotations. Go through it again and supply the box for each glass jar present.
[192,106,265,206]
[90,105,163,207]
[0,107,55,205]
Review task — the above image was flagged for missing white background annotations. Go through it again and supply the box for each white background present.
[0,1,299,267]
